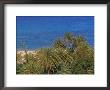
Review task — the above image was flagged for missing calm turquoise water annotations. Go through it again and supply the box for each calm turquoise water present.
[16,16,94,50]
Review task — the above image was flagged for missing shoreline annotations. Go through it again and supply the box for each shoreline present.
[17,49,40,55]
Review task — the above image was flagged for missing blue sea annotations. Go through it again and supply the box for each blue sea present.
[16,16,94,50]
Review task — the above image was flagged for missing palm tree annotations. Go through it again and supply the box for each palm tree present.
[64,32,75,52]
[74,35,86,47]
[36,48,59,74]
[64,32,74,43]
[53,38,66,49]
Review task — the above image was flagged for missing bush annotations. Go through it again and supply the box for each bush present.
[16,32,94,74]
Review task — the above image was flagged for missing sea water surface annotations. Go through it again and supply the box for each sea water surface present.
[16,16,94,50]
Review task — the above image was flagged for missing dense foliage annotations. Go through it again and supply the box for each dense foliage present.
[16,32,94,74]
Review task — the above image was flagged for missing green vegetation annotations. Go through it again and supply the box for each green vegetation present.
[16,32,94,74]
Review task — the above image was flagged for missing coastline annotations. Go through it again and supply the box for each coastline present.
[16,50,40,64]
[16,49,40,57]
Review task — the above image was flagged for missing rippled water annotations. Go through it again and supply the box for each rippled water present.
[16,16,94,50]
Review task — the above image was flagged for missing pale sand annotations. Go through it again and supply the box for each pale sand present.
[17,50,35,54]
[17,50,40,53]
[17,50,40,56]
[16,50,40,64]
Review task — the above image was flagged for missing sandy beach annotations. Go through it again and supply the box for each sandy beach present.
[17,50,35,54]
[16,50,40,64]
[17,50,35,56]
[17,50,40,55]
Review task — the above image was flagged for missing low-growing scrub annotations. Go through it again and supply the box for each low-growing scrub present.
[16,32,94,74]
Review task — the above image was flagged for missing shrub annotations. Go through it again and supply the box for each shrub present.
[16,32,94,74]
